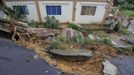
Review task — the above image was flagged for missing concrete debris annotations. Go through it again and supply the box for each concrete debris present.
[49,49,92,57]
[103,60,118,75]
[88,34,95,40]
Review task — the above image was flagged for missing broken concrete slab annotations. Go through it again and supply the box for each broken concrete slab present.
[49,49,92,57]
[111,36,134,48]
[88,34,95,40]
[103,60,118,75]
[60,28,83,40]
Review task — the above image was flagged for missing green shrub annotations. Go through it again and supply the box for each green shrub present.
[68,23,80,30]
[120,4,134,11]
[57,34,66,42]
[44,16,59,29]
[102,38,112,46]
[29,20,38,28]
[71,35,82,44]
[71,35,91,46]
[80,37,91,46]
[49,40,60,49]
[119,27,130,35]
[68,23,93,34]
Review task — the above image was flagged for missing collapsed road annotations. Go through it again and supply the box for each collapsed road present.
[0,38,62,75]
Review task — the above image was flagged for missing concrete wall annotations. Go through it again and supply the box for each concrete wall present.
[5,1,39,22]
[39,1,73,23]
[5,1,108,24]
[75,2,108,24]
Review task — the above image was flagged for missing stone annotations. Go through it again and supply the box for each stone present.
[49,49,92,58]
[88,34,95,40]
[103,60,118,75]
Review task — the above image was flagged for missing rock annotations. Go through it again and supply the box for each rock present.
[61,28,84,40]
[33,54,39,59]
[49,49,92,57]
[103,60,118,75]
[88,34,95,40]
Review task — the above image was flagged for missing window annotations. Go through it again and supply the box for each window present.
[46,6,61,15]
[13,5,29,15]
[81,6,96,16]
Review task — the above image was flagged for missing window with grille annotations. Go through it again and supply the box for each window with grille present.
[46,6,61,15]
[81,6,96,16]
[13,5,29,15]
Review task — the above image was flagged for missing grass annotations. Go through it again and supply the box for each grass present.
[121,10,134,17]
[93,31,109,38]
[119,27,131,35]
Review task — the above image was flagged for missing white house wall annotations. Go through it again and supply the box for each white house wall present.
[5,1,39,22]
[39,1,73,23]
[75,2,108,24]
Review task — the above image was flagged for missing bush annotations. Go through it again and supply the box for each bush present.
[80,37,91,46]
[119,27,130,35]
[120,4,134,10]
[29,20,38,28]
[57,34,66,42]
[71,35,82,44]
[68,23,93,34]
[44,16,59,29]
[102,38,112,46]
[49,40,60,49]
[71,35,91,46]
[68,23,80,30]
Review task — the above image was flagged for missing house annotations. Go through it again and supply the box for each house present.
[2,0,113,24]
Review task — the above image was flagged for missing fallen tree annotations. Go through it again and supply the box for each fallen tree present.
[0,18,60,41]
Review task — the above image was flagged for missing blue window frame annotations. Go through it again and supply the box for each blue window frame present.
[46,6,61,15]
[13,5,29,15]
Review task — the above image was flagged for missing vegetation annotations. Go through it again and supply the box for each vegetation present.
[119,4,134,17]
[68,23,80,30]
[1,6,25,21]
[114,0,134,17]
[120,10,134,17]
[119,27,131,35]
[29,20,38,28]
[93,31,109,38]
[57,34,66,42]
[49,40,60,49]
[71,35,81,44]
[44,16,59,29]
[114,0,134,6]
[114,22,122,32]
[68,23,93,34]
[80,37,91,46]
[102,38,112,46]
[71,35,92,47]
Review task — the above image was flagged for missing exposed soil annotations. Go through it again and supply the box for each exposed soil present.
[17,40,120,75]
